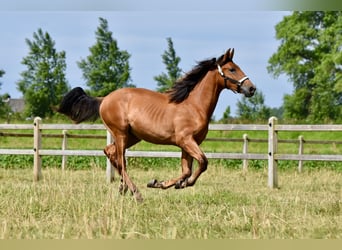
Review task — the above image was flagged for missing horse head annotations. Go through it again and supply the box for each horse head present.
[217,48,256,97]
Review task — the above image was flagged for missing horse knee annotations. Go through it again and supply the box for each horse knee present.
[104,144,115,156]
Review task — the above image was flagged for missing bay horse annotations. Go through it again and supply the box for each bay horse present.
[58,48,256,202]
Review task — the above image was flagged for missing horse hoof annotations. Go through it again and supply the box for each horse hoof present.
[134,192,144,203]
[147,179,164,188]
[119,183,129,195]
[147,179,158,188]
[175,178,189,189]
[175,179,184,189]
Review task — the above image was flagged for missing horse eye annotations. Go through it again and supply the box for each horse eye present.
[229,68,236,73]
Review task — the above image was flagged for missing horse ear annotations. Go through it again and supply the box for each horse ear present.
[230,48,235,60]
[222,49,230,63]
[222,48,234,64]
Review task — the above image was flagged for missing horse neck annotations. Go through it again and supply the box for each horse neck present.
[185,71,224,121]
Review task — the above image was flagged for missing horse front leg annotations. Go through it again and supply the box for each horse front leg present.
[178,155,207,188]
[147,150,193,189]
[175,138,208,189]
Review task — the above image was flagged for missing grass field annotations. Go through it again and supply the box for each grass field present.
[0,164,341,239]
[1,120,342,238]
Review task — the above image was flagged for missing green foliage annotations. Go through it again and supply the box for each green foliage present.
[78,17,134,97]
[220,106,232,123]
[236,91,271,121]
[0,69,4,84]
[268,11,342,123]
[269,106,284,120]
[0,69,10,118]
[154,37,183,92]
[17,29,70,118]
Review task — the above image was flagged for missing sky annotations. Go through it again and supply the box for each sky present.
[0,1,294,119]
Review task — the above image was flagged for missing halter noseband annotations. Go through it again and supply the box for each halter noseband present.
[217,64,249,92]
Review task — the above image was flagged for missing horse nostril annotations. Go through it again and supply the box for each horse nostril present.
[250,86,256,93]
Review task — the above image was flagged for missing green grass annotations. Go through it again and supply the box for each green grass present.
[0,166,341,239]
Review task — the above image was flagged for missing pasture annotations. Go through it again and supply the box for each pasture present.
[1,121,341,239]
[0,164,341,239]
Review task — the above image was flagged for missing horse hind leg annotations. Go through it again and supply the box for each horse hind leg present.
[104,135,141,197]
[104,143,118,172]
[104,143,128,194]
[115,135,143,202]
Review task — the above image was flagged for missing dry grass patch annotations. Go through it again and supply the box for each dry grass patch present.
[0,165,341,239]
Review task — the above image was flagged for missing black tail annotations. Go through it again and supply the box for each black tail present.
[57,87,102,124]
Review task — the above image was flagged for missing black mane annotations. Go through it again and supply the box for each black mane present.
[167,58,217,103]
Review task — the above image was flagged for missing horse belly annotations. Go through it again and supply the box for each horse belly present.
[131,127,175,145]
[128,107,176,145]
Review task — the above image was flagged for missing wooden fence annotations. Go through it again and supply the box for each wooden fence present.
[1,117,341,188]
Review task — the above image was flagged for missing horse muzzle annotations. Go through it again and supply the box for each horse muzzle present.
[240,80,256,97]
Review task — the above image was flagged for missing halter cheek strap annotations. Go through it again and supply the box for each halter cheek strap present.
[217,64,249,92]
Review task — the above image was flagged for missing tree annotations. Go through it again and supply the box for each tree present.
[17,29,70,118]
[223,106,231,120]
[236,91,271,121]
[268,11,342,122]
[220,106,232,123]
[78,17,133,97]
[0,69,10,118]
[269,106,284,120]
[154,37,182,92]
[0,69,5,94]
[0,69,4,80]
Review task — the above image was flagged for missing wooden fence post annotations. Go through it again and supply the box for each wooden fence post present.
[298,135,304,173]
[268,116,278,188]
[106,130,115,183]
[33,117,42,181]
[242,133,249,171]
[61,130,68,171]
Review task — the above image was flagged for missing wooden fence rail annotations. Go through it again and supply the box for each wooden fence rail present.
[1,117,341,188]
